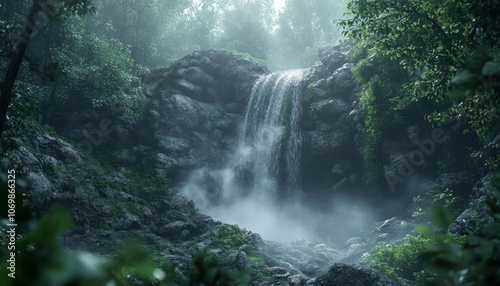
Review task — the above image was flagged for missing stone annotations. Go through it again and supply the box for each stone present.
[313,263,401,286]
[308,125,349,156]
[288,274,305,286]
[27,172,52,207]
[314,99,349,122]
[15,147,42,172]
[157,136,189,153]
[175,79,203,98]
[158,221,187,237]
[328,63,355,100]
[235,251,248,270]
[449,174,496,235]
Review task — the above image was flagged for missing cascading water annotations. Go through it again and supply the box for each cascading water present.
[183,69,312,241]
[238,69,304,198]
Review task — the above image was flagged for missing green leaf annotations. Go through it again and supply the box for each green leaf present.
[481,61,500,76]
[482,222,500,238]
[451,70,477,86]
[432,206,454,228]
[23,204,74,245]
[448,88,467,100]
[415,225,433,237]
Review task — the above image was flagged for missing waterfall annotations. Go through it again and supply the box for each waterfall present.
[238,69,305,198]
[182,69,309,241]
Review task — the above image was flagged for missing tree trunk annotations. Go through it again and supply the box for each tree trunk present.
[0,0,44,139]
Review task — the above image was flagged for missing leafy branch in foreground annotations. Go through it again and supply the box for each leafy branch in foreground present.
[0,165,243,286]
[0,203,244,286]
[420,174,500,286]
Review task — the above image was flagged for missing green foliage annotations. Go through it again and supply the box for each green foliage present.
[48,20,142,123]
[340,0,500,180]
[189,250,246,286]
[88,0,188,67]
[271,0,345,69]
[222,49,267,66]
[0,203,242,286]
[122,168,171,201]
[205,225,275,284]
[367,229,466,283]
[340,0,474,103]
[211,225,249,250]
[367,234,434,281]
[9,79,46,119]
[369,175,500,285]
[412,186,461,222]
[0,203,93,286]
[350,47,408,182]
[428,50,500,139]
[341,0,499,132]
[1,1,144,128]
[218,1,273,60]
[420,174,500,286]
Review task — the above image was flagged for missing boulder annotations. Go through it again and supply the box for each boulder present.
[314,99,350,122]
[341,217,416,264]
[264,240,346,278]
[449,174,496,235]
[314,263,401,286]
[328,63,355,100]
[27,171,52,207]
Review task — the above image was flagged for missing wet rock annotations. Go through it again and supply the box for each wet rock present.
[27,172,52,207]
[328,63,355,100]
[115,211,141,230]
[136,50,269,183]
[175,79,203,99]
[157,136,189,153]
[449,174,496,235]
[307,124,350,156]
[341,217,416,264]
[117,149,136,164]
[314,99,349,122]
[159,220,187,236]
[264,240,346,278]
[177,66,215,88]
[314,263,401,286]
[235,251,248,270]
[39,154,60,171]
[288,274,305,286]
[221,56,268,105]
[159,94,204,129]
[15,147,42,172]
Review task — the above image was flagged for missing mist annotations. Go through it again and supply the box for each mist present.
[94,0,347,71]
[183,175,377,243]
[181,68,376,244]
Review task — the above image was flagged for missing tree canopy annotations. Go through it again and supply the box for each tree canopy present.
[339,0,500,179]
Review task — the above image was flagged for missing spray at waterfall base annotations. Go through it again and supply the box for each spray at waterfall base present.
[182,70,376,243]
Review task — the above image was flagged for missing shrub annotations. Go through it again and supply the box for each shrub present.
[421,174,500,286]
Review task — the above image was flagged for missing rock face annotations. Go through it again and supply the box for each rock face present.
[300,41,364,198]
[136,40,367,201]
[8,124,215,246]
[341,217,416,264]
[137,50,268,181]
[449,174,497,235]
[313,263,401,286]
[128,42,366,202]
[263,240,346,278]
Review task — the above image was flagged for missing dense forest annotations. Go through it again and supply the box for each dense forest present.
[0,0,499,285]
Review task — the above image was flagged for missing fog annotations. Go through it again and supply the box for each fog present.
[183,174,377,243]
[128,0,348,70]
[181,68,376,244]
